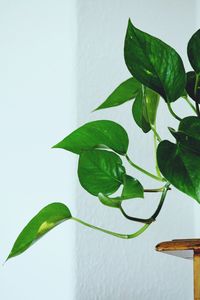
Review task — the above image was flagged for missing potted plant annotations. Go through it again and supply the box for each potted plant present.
[7,19,200,260]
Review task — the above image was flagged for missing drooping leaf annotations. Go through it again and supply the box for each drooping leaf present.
[157,140,200,202]
[145,88,160,125]
[95,77,141,110]
[124,19,186,102]
[53,120,129,155]
[78,150,125,196]
[8,203,72,259]
[169,116,200,153]
[98,174,143,208]
[186,71,200,103]
[187,29,200,73]
[132,90,151,133]
[132,87,159,133]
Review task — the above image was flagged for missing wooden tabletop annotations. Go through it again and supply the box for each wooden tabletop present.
[156,239,200,260]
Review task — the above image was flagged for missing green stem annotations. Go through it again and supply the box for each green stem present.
[182,96,196,113]
[120,182,170,223]
[194,74,200,118]
[167,102,182,121]
[125,154,165,182]
[153,125,162,178]
[72,217,150,239]
[150,124,162,142]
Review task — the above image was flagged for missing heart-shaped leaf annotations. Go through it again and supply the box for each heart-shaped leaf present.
[78,150,125,196]
[157,140,200,202]
[53,120,129,155]
[98,175,143,208]
[8,203,72,259]
[186,71,200,103]
[124,19,186,102]
[188,29,200,73]
[95,77,141,110]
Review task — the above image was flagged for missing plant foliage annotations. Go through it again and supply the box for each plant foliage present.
[8,20,200,260]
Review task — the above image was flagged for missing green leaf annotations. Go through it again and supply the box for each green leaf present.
[169,116,200,154]
[94,77,141,110]
[124,19,186,102]
[53,120,129,155]
[157,140,200,203]
[186,71,200,103]
[132,87,159,133]
[8,203,72,259]
[145,88,160,125]
[98,175,143,208]
[78,150,125,196]
[121,175,144,199]
[132,90,151,133]
[187,29,200,73]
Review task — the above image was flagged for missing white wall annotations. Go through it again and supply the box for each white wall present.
[0,1,77,299]
[76,1,197,299]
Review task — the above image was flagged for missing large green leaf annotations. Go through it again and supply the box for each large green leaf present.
[124,19,186,102]
[95,77,141,110]
[53,120,129,155]
[78,150,125,196]
[157,140,200,202]
[187,29,200,73]
[186,71,200,103]
[98,175,143,208]
[8,203,72,259]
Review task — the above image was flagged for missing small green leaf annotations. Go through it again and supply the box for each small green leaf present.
[98,175,143,208]
[169,116,200,153]
[78,150,125,196]
[124,19,186,102]
[8,203,72,259]
[187,29,200,73]
[157,140,200,203]
[53,120,129,155]
[95,77,141,110]
[121,175,144,199]
[145,88,160,125]
[132,90,151,133]
[186,71,200,103]
[98,193,121,208]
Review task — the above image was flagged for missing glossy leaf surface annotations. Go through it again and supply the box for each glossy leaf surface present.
[78,150,125,196]
[124,19,186,102]
[188,29,200,73]
[8,203,72,259]
[157,140,200,202]
[186,71,200,103]
[53,120,129,155]
[95,77,140,110]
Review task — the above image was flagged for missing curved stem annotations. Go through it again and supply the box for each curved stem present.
[150,124,162,142]
[72,217,150,239]
[167,102,182,121]
[125,154,165,182]
[182,96,196,113]
[119,182,170,224]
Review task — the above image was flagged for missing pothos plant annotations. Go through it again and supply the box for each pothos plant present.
[7,19,200,260]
